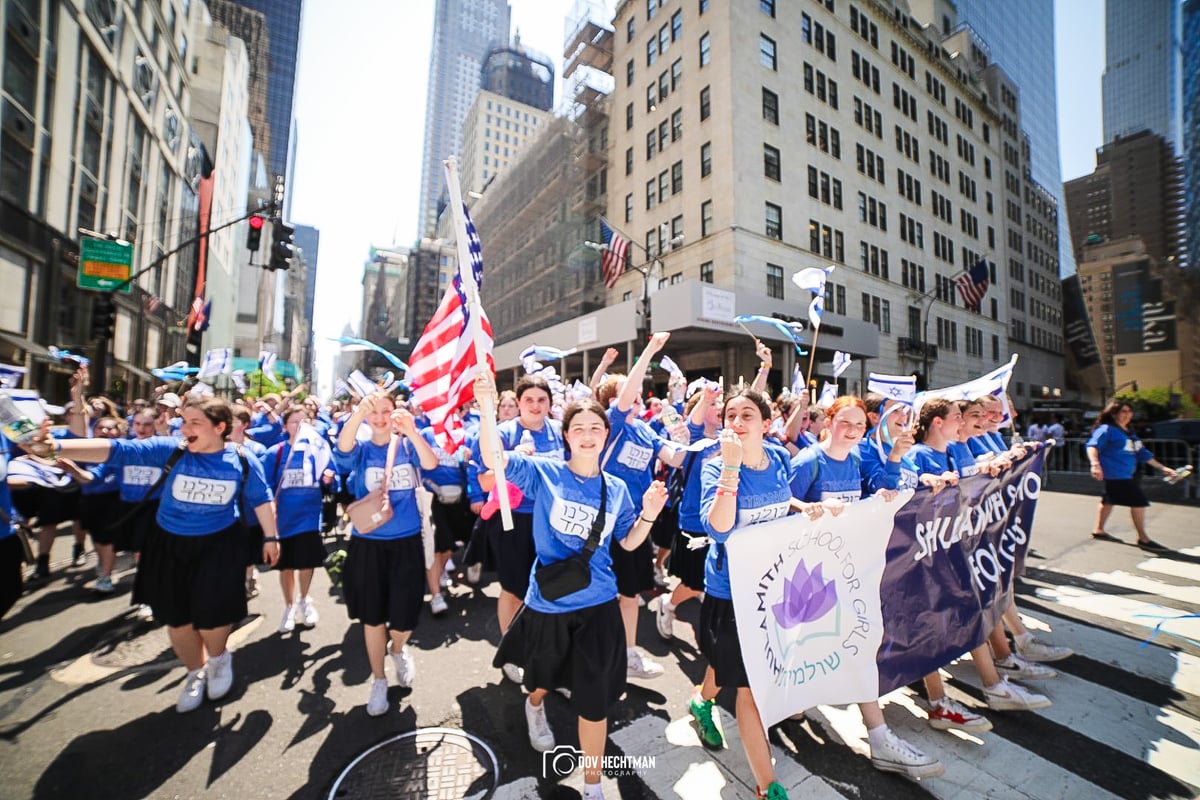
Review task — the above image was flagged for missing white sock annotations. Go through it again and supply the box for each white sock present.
[866,723,889,749]
[626,647,639,659]
[661,599,675,613]
[187,668,204,680]
[583,782,604,800]
[1014,631,1034,648]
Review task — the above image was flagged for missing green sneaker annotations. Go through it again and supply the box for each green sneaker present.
[756,782,788,800]
[689,695,724,749]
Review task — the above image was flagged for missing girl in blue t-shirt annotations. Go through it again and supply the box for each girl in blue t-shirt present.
[1086,399,1176,548]
[695,388,800,800]
[266,407,336,634]
[334,391,440,718]
[476,374,666,800]
[0,436,21,621]
[33,397,279,715]
[858,399,922,494]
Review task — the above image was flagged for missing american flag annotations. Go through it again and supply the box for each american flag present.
[187,296,206,332]
[408,168,494,454]
[599,219,629,289]
[956,259,990,311]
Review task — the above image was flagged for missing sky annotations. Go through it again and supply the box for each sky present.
[291,0,1106,397]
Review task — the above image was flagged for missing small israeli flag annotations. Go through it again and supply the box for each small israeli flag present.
[198,348,233,379]
[230,370,247,394]
[658,354,683,377]
[867,373,917,405]
[259,351,277,382]
[818,382,839,408]
[347,369,378,398]
[832,351,852,379]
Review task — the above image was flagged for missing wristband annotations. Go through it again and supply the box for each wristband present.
[759,362,770,370]
[262,537,280,543]
[638,514,658,525]
[715,488,738,497]
[721,465,741,472]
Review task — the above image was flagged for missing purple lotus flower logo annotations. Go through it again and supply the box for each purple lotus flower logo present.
[772,559,838,629]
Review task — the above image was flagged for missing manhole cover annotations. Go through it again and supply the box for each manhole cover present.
[329,727,499,800]
[91,621,175,670]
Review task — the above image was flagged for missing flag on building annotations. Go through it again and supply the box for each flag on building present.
[198,347,233,379]
[599,219,630,289]
[956,259,990,311]
[407,161,495,454]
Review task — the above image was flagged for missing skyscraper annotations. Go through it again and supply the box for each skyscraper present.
[954,0,1075,276]
[208,0,305,182]
[481,39,555,112]
[1183,0,1199,270]
[416,0,512,238]
[1102,0,1182,152]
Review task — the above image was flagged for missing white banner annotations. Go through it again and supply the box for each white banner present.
[725,492,911,729]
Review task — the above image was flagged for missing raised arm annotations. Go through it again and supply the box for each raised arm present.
[589,347,620,394]
[472,371,509,472]
[393,408,440,470]
[336,396,372,453]
[750,340,772,393]
[616,332,670,413]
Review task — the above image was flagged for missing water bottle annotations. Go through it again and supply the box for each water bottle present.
[519,429,535,452]
[1165,465,1193,485]
[659,404,690,444]
[0,391,37,445]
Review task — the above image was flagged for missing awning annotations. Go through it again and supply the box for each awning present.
[0,331,52,361]
[114,360,156,383]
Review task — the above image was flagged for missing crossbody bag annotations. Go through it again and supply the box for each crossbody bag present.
[533,473,607,602]
[345,435,398,534]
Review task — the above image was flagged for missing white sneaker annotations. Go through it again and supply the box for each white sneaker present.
[656,599,676,640]
[1015,637,1073,662]
[870,729,945,779]
[206,651,234,700]
[298,596,319,627]
[524,698,556,752]
[466,563,482,584]
[392,644,416,688]
[279,604,297,633]
[177,669,207,713]
[366,678,389,716]
[135,604,154,621]
[994,653,1056,680]
[445,557,456,572]
[439,571,452,589]
[627,650,664,679]
[653,564,669,588]
[430,593,449,615]
[928,697,993,732]
[502,662,524,685]
[985,677,1052,711]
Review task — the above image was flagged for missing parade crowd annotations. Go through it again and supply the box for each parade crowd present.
[0,331,1181,800]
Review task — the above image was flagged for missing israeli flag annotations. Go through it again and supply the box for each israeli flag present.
[832,351,852,379]
[230,370,247,394]
[818,382,839,408]
[0,363,27,389]
[913,355,1020,427]
[198,348,233,379]
[791,365,804,396]
[867,373,917,405]
[658,354,683,377]
[259,351,277,382]
[520,344,576,363]
[347,369,378,398]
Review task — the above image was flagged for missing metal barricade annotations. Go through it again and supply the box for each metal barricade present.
[1044,436,1198,501]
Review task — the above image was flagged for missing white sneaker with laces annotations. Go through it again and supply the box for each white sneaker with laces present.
[1015,637,1073,662]
[502,662,524,684]
[928,697,993,732]
[439,572,452,589]
[366,678,389,716]
[525,698,556,752]
[985,677,1052,711]
[994,653,1056,680]
[466,563,482,584]
[135,604,154,621]
[279,604,297,633]
[298,596,319,627]
[430,593,448,615]
[656,599,675,640]
[176,669,207,713]
[206,651,234,700]
[627,650,664,679]
[870,729,945,779]
[391,644,416,688]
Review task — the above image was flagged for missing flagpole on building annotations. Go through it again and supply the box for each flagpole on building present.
[445,157,513,531]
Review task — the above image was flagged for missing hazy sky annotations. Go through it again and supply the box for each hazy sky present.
[292,0,1106,396]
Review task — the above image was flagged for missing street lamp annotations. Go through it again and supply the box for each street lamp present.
[906,289,939,390]
[584,235,683,338]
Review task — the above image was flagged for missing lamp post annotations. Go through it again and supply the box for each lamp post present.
[585,235,682,339]
[907,289,939,390]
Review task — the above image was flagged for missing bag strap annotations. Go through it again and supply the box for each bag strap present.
[579,473,607,558]
[380,435,399,512]
[104,444,187,532]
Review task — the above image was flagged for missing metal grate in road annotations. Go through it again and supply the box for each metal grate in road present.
[329,727,499,800]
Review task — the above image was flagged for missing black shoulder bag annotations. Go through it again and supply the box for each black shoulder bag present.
[533,474,607,602]
[103,445,188,536]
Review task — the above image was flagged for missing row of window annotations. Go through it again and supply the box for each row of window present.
[645,9,683,66]
[807,166,844,209]
[644,160,684,210]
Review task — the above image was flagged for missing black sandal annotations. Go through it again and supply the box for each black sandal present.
[1091,531,1120,542]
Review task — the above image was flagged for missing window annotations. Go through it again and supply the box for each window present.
[671,58,682,90]
[672,9,682,39]
[765,203,782,239]
[647,130,656,160]
[700,85,711,120]
[627,59,635,86]
[671,108,683,141]
[762,88,779,124]
[861,293,891,332]
[646,179,656,210]
[627,16,635,42]
[761,0,776,16]
[760,35,777,70]
[647,84,657,112]
[824,281,847,316]
[658,72,669,102]
[764,144,781,181]
[625,193,634,223]
[671,160,683,193]
[767,263,784,299]
[659,169,670,202]
[625,147,633,175]
[700,260,714,282]
[699,0,708,13]
[647,37,657,66]
[626,103,634,130]
[699,32,711,66]
[700,141,712,177]
[701,200,714,235]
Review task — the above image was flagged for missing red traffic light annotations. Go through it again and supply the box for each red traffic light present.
[249,215,265,230]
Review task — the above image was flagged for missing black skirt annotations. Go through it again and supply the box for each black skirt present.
[342,535,426,631]
[669,528,709,592]
[134,522,250,629]
[698,594,749,689]
[493,599,626,722]
[610,535,655,597]
[276,530,327,570]
[431,494,476,553]
[80,491,123,545]
[1102,478,1150,508]
[488,512,537,597]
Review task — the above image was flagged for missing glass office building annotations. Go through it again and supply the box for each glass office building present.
[1102,0,1183,153]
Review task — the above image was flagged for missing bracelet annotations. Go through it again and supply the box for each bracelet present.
[262,537,280,543]
[721,465,741,472]
[715,489,738,497]
[638,514,658,525]
[759,362,770,370]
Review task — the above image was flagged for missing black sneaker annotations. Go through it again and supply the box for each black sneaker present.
[72,543,85,565]
[34,554,50,580]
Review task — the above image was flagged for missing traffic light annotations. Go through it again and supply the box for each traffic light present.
[89,294,116,340]
[268,220,295,271]
[246,215,265,251]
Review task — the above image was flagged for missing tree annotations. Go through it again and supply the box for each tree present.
[1113,386,1199,422]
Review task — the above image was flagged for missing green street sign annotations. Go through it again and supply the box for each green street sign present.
[78,238,133,293]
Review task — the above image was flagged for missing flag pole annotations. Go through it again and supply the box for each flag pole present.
[805,327,822,404]
[445,157,513,531]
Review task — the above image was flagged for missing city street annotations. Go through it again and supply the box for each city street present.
[0,489,1197,800]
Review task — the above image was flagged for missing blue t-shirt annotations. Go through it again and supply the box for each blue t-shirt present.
[908,443,953,477]
[333,438,423,539]
[699,445,794,600]
[82,462,120,496]
[1086,424,1153,480]
[419,427,466,490]
[105,438,271,536]
[265,441,325,538]
[0,440,14,540]
[247,417,285,448]
[503,453,636,614]
[602,406,677,511]
[858,432,919,492]
[789,446,864,503]
[114,435,176,502]
[676,420,721,532]
[968,434,1005,457]
[468,418,564,513]
[947,441,982,477]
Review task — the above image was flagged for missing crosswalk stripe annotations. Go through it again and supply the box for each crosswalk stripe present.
[1077,569,1200,606]
[1032,584,1200,645]
[943,659,1200,789]
[1137,556,1200,583]
[1016,607,1200,697]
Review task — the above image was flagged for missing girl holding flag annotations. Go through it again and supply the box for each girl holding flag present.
[265,407,335,632]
